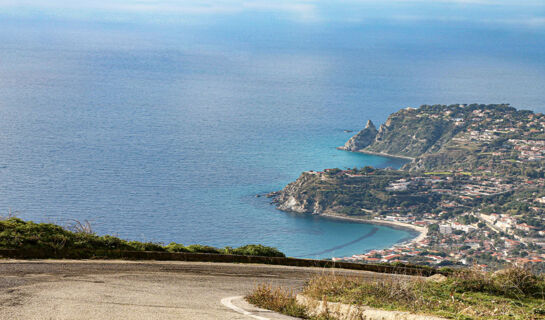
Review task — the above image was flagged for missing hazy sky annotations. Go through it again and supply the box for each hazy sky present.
[0,0,544,28]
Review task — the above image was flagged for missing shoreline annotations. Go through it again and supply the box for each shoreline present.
[275,147,421,258]
[316,213,427,247]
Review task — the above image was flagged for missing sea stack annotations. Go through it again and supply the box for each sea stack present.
[340,120,378,151]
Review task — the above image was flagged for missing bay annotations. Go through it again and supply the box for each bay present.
[0,1,544,258]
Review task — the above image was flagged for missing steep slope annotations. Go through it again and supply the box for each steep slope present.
[363,107,463,158]
[268,172,326,214]
[268,169,438,216]
[339,120,378,151]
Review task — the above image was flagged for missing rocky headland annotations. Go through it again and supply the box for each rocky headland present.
[339,120,378,152]
[269,104,545,269]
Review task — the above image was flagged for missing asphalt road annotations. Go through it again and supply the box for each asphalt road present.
[0,260,411,320]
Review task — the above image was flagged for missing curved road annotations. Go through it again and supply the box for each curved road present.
[0,260,412,319]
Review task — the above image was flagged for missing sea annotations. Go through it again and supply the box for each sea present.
[0,1,544,259]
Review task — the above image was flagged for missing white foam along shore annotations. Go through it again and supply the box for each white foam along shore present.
[317,213,427,247]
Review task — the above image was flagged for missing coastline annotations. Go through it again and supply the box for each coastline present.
[278,148,422,257]
[317,213,427,247]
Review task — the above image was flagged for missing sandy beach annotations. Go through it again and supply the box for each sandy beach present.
[318,213,427,247]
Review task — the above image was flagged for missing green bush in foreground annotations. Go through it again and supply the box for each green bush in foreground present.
[0,218,285,257]
[225,244,285,257]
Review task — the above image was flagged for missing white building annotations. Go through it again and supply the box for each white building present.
[439,225,452,234]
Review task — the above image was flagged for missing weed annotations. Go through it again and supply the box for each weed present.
[299,268,545,319]
[246,283,334,319]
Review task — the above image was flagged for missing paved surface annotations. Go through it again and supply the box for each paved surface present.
[0,260,411,320]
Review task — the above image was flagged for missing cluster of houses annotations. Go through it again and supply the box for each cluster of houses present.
[509,139,545,161]
[332,210,545,269]
[326,107,545,269]
[459,112,545,162]
[326,107,545,268]
[384,174,513,200]
[479,213,545,236]
[418,106,545,162]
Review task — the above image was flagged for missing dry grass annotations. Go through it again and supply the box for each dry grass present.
[301,266,545,319]
[491,266,545,299]
[304,274,425,311]
[0,209,18,220]
[246,283,335,319]
[67,219,94,235]
[246,283,308,318]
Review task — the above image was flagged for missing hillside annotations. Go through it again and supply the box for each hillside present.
[270,104,545,269]
[363,106,461,158]
[342,104,541,171]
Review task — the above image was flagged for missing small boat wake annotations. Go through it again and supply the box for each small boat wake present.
[299,227,379,258]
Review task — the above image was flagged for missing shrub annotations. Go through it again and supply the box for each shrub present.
[299,268,545,319]
[185,244,221,254]
[450,268,495,294]
[491,266,545,298]
[165,242,189,253]
[246,284,307,318]
[228,244,285,257]
[450,266,545,299]
[128,241,166,252]
[0,218,285,258]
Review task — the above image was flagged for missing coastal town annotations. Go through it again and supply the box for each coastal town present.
[272,104,545,270]
[333,210,545,270]
[328,168,545,270]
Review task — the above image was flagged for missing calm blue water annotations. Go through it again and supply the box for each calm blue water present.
[0,1,544,258]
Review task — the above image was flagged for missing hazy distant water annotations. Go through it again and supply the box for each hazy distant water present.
[0,1,544,258]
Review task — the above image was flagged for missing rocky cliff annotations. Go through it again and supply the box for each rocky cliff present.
[340,120,378,151]
[271,104,537,219]
[268,172,328,214]
[268,169,424,217]
[364,107,461,158]
[341,106,471,159]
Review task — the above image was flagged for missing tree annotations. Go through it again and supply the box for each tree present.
[428,224,439,233]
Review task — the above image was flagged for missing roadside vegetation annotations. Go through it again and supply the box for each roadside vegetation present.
[248,266,545,319]
[0,217,285,257]
[246,283,333,320]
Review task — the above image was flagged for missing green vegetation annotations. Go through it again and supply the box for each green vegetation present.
[246,284,308,318]
[272,103,545,269]
[272,168,475,219]
[302,267,545,319]
[224,244,286,257]
[364,105,462,158]
[248,267,545,319]
[0,218,285,257]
